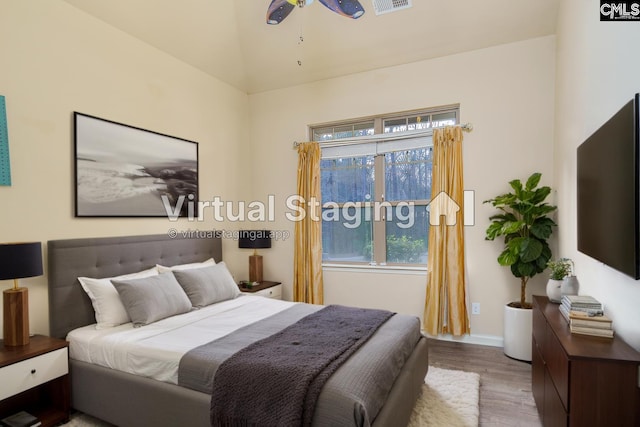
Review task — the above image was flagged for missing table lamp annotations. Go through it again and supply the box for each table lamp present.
[1,242,43,347]
[238,230,271,283]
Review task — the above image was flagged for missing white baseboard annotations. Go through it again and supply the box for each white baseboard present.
[424,332,504,348]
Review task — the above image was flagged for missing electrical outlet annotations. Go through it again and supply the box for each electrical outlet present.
[471,302,480,315]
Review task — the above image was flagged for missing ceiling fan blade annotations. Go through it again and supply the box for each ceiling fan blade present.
[267,0,296,25]
[318,0,365,19]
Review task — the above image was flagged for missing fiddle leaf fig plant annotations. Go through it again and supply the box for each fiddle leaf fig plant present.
[484,172,557,309]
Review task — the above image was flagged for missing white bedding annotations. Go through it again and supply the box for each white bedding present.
[67,295,293,384]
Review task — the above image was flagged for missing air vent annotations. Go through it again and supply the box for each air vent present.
[371,0,412,15]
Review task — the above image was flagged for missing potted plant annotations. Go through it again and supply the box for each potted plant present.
[546,258,572,303]
[484,172,557,361]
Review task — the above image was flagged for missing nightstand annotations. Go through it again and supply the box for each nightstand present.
[0,335,70,427]
[239,281,282,300]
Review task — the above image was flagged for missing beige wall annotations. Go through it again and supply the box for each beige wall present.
[249,36,557,341]
[0,1,251,336]
[0,2,559,344]
[554,0,640,350]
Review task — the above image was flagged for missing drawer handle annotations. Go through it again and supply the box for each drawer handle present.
[31,369,36,374]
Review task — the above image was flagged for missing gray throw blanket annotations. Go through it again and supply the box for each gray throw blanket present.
[209,304,394,427]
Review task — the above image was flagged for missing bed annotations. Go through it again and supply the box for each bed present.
[47,234,429,427]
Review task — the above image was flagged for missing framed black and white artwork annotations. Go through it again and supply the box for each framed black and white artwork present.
[74,112,198,218]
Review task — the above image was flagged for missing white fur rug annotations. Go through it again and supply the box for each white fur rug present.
[63,366,480,427]
[408,366,480,427]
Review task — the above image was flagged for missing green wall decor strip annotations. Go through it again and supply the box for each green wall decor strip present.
[0,95,11,186]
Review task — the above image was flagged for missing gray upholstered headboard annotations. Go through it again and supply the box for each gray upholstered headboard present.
[48,234,222,339]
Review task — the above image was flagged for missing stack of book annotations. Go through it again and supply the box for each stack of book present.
[559,295,603,321]
[559,295,613,338]
[569,310,614,338]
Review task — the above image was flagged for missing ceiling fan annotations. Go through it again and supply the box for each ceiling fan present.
[267,0,365,25]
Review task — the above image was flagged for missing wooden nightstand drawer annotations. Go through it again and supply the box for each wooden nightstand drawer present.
[251,284,282,299]
[0,347,68,401]
[239,281,282,300]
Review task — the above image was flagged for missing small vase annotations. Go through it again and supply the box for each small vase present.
[561,275,580,297]
[546,279,563,303]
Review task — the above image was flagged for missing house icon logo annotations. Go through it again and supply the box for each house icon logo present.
[427,192,460,226]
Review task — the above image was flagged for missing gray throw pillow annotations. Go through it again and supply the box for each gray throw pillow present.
[112,272,192,327]
[172,262,240,308]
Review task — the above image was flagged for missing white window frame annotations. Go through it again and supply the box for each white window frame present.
[312,105,460,268]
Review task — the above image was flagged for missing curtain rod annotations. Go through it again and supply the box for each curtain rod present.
[292,122,473,149]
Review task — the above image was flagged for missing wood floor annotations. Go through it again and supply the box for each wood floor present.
[427,338,542,426]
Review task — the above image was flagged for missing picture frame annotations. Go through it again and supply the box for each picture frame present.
[0,95,11,186]
[74,112,198,218]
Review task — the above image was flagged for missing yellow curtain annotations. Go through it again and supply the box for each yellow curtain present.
[293,142,324,304]
[423,126,470,336]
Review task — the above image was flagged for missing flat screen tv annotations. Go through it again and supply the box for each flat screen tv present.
[577,93,640,279]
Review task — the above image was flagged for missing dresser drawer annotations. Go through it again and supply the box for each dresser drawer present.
[544,367,569,427]
[532,302,547,355]
[0,347,68,401]
[531,338,546,420]
[545,324,569,411]
[252,285,282,299]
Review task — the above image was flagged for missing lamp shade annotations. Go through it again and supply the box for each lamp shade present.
[238,230,272,250]
[0,242,43,280]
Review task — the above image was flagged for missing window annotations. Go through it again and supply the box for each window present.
[313,121,374,141]
[314,106,458,266]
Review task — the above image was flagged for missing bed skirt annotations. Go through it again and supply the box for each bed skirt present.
[69,336,428,427]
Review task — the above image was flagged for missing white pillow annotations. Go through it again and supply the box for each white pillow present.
[156,258,216,273]
[78,267,159,329]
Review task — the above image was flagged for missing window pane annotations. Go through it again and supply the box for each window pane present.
[407,115,431,131]
[322,207,373,263]
[385,205,428,264]
[313,121,374,141]
[385,148,432,201]
[321,156,374,204]
[334,125,355,139]
[353,122,375,137]
[384,115,433,133]
[383,118,407,133]
[313,126,335,141]
[432,111,457,128]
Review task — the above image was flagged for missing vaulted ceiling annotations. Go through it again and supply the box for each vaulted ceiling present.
[61,0,560,94]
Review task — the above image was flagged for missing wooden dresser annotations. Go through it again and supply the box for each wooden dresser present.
[532,296,640,426]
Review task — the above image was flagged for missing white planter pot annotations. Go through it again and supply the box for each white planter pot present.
[503,304,532,362]
[561,275,580,297]
[546,279,563,303]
